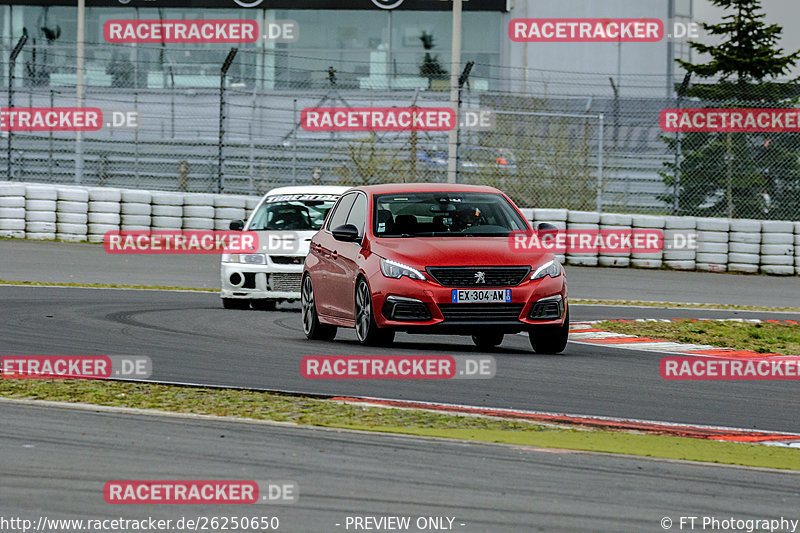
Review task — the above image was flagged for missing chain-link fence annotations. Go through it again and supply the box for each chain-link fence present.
[3,44,800,221]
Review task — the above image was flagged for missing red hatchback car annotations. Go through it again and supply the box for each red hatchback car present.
[301,183,569,353]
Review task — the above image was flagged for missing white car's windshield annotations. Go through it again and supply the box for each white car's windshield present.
[249,194,339,231]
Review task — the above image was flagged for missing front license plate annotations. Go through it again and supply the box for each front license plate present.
[451,289,512,303]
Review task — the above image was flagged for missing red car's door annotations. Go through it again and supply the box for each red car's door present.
[327,192,368,320]
[311,193,356,318]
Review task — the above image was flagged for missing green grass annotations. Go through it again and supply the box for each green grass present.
[573,298,800,313]
[596,320,800,355]
[1,379,799,470]
[0,279,215,292]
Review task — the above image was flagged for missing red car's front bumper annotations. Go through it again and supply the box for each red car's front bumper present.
[364,266,567,334]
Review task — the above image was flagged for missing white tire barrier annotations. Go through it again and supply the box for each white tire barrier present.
[631,215,664,269]
[728,221,760,276]
[25,186,57,201]
[152,205,183,217]
[761,264,795,275]
[214,207,246,221]
[57,187,89,203]
[728,253,760,264]
[245,197,261,211]
[88,188,122,202]
[214,195,248,209]
[0,185,27,238]
[26,232,57,240]
[728,263,759,274]
[567,210,600,224]
[761,255,794,266]
[57,223,89,235]
[663,215,697,269]
[88,201,120,214]
[599,213,632,268]
[729,242,760,253]
[26,199,57,212]
[183,193,216,206]
[759,219,795,275]
[151,191,184,206]
[0,197,25,208]
[25,187,58,242]
[88,213,121,225]
[532,212,567,265]
[25,211,57,223]
[120,189,151,204]
[729,231,761,243]
[729,219,761,232]
[696,217,729,232]
[533,208,568,222]
[694,218,729,273]
[795,222,800,275]
[182,217,215,230]
[151,216,183,229]
[566,214,599,266]
[120,203,152,216]
[697,242,728,254]
[88,223,118,235]
[58,234,88,243]
[0,219,25,230]
[26,221,56,233]
[0,184,26,197]
[121,215,151,227]
[56,213,88,225]
[183,205,215,218]
[57,201,89,214]
[0,207,26,219]
[760,244,793,256]
[760,233,793,245]
[761,220,794,233]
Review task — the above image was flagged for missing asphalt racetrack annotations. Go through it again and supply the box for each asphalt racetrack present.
[3,401,798,533]
[2,239,800,531]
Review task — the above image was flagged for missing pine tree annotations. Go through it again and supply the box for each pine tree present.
[661,0,800,219]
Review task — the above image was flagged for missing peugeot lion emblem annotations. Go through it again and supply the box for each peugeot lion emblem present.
[474,271,486,284]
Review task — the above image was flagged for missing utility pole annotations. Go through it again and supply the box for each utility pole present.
[446,0,463,184]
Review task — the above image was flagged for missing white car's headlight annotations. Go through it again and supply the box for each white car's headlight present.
[380,258,426,280]
[226,253,266,265]
[531,259,561,280]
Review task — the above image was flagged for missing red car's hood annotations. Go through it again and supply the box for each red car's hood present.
[371,236,552,268]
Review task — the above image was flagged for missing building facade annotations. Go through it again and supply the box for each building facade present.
[0,0,690,96]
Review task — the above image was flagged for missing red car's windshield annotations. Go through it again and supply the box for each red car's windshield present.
[373,192,529,237]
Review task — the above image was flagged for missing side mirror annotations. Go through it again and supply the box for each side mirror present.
[537,222,558,234]
[229,219,245,231]
[332,224,360,242]
[536,222,558,237]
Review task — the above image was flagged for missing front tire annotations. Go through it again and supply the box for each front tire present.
[354,278,394,346]
[222,298,250,310]
[472,333,504,351]
[301,275,337,340]
[251,299,277,311]
[529,309,569,354]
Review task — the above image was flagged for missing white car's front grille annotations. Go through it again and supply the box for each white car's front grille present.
[270,273,302,293]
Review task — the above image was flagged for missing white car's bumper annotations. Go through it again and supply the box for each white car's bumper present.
[220,257,303,301]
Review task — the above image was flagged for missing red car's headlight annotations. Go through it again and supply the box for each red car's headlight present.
[380,258,427,281]
[531,259,561,280]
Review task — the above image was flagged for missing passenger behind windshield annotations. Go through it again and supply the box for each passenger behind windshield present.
[374,192,528,237]
[249,199,336,231]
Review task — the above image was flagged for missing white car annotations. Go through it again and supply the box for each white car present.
[220,185,350,310]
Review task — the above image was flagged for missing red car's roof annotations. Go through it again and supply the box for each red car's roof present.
[354,183,504,195]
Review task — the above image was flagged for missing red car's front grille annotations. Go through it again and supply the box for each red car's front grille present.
[426,266,531,287]
[438,303,525,323]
